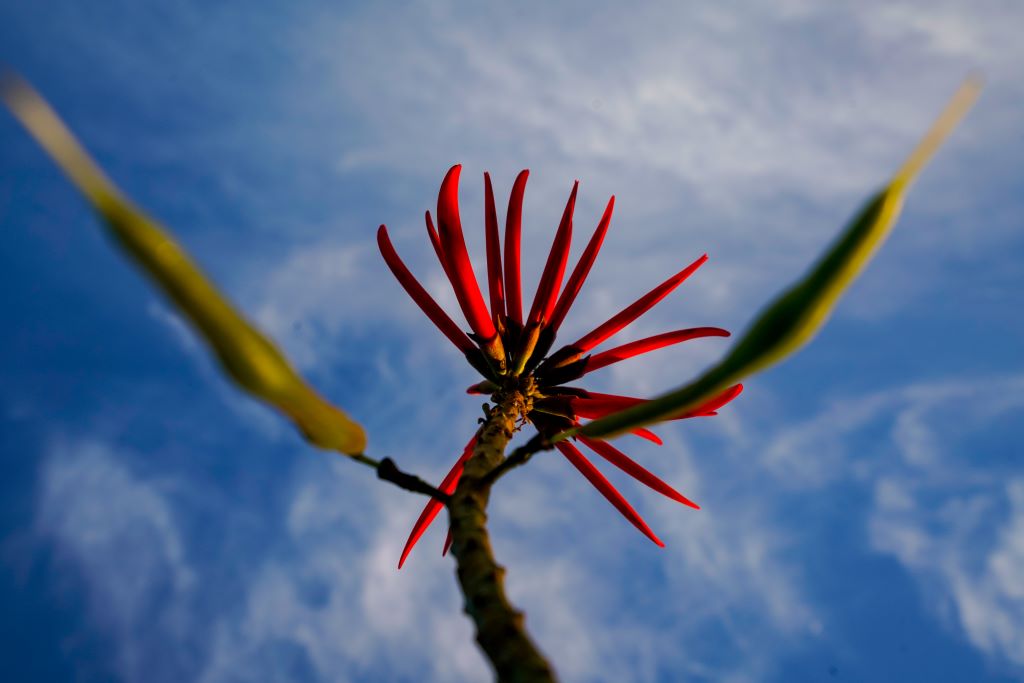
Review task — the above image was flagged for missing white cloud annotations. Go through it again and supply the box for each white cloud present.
[21,2,1024,681]
[484,430,819,681]
[194,457,490,683]
[870,477,1024,669]
[305,1,1020,217]
[743,372,1024,672]
[32,416,819,683]
[36,438,197,681]
[229,0,1024,387]
[863,382,1024,673]
[761,375,1024,481]
[865,0,1024,63]
[247,241,385,371]
[33,370,1024,681]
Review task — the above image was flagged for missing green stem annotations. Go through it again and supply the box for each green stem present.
[448,390,559,682]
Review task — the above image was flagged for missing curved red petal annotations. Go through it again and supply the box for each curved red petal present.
[579,436,699,509]
[571,384,740,430]
[425,211,453,281]
[630,427,663,445]
[584,327,730,374]
[674,383,744,419]
[570,254,708,354]
[527,181,577,325]
[377,225,476,354]
[569,391,646,419]
[483,172,505,327]
[556,441,664,547]
[548,196,614,331]
[398,436,477,569]
[466,381,498,395]
[437,165,496,340]
[442,529,453,556]
[503,170,529,325]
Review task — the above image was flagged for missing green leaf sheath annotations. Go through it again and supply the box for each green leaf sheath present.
[570,77,981,442]
[2,74,367,455]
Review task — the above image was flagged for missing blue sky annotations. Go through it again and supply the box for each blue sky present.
[2,1,1023,681]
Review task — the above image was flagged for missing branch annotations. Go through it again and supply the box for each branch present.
[448,400,559,682]
[480,432,551,488]
[351,453,451,503]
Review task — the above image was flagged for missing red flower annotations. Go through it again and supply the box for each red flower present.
[378,165,742,567]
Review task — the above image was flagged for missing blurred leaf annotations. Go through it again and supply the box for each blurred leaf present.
[570,77,982,442]
[2,74,367,455]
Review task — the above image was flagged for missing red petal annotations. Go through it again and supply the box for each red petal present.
[527,181,577,325]
[569,391,646,419]
[556,441,664,546]
[675,384,744,418]
[424,211,451,279]
[503,170,529,325]
[436,165,497,340]
[631,427,663,445]
[569,254,708,354]
[483,172,505,327]
[584,327,730,374]
[571,385,742,424]
[398,437,477,569]
[579,436,699,509]
[377,225,476,354]
[442,529,453,556]
[548,196,614,331]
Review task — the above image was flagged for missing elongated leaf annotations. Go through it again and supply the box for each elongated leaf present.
[2,75,367,455]
[567,78,981,442]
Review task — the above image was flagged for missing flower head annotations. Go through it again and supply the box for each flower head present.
[379,165,742,567]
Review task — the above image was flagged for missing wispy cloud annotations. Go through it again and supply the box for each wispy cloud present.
[871,477,1024,670]
[31,368,1024,681]
[12,1,1024,682]
[32,418,817,683]
[305,1,1019,214]
[36,438,198,681]
[243,0,1024,373]
[746,373,1024,673]
[863,379,1024,672]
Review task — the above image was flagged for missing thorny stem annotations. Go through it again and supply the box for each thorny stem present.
[449,387,559,682]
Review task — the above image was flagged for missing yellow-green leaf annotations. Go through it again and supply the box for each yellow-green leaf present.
[2,74,367,455]
[568,77,981,443]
